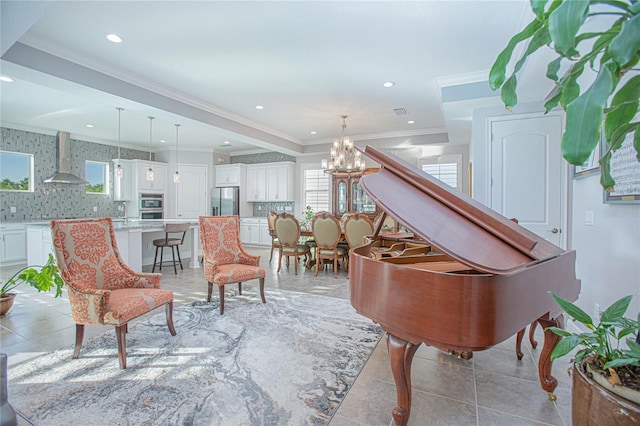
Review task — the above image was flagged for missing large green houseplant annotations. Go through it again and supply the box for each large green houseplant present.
[0,254,64,316]
[490,0,640,191]
[548,292,640,422]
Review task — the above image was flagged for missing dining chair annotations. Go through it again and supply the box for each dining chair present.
[266,211,281,263]
[312,212,348,277]
[152,222,190,274]
[274,212,310,275]
[199,215,266,315]
[343,213,374,249]
[50,217,176,369]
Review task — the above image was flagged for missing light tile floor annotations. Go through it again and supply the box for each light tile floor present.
[1,247,573,425]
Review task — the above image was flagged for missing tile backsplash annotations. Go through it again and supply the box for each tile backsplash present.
[0,127,151,222]
[252,202,295,217]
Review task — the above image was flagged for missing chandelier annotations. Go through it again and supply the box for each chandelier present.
[321,115,364,176]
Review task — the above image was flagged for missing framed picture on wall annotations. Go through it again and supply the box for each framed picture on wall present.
[573,141,600,179]
[603,133,640,204]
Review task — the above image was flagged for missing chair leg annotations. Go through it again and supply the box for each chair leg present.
[207,282,213,302]
[269,245,274,263]
[152,245,159,272]
[277,249,283,273]
[159,247,164,271]
[176,246,183,270]
[73,324,84,359]
[171,247,177,274]
[238,282,242,295]
[334,257,338,277]
[294,254,298,275]
[166,302,177,336]
[259,278,266,304]
[219,285,225,315]
[315,256,320,276]
[116,325,127,369]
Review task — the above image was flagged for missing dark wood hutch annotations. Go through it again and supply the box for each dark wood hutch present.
[331,168,380,219]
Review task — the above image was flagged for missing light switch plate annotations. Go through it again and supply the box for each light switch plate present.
[585,210,594,226]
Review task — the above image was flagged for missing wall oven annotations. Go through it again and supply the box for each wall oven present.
[139,193,164,219]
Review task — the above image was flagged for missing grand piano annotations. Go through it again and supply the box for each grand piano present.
[349,146,581,426]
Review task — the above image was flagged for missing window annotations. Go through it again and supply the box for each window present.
[0,151,33,192]
[420,154,462,191]
[303,168,329,213]
[85,160,109,194]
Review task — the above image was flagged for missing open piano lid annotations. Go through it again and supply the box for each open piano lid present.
[359,146,565,275]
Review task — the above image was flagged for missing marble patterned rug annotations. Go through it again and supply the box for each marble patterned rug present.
[8,289,382,425]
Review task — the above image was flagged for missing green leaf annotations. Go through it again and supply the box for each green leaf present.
[489,19,543,90]
[544,88,562,112]
[547,326,572,337]
[605,357,640,369]
[601,295,632,323]
[549,292,593,326]
[599,151,615,191]
[559,64,583,109]
[546,57,563,82]
[501,74,519,108]
[605,75,640,142]
[548,0,589,56]
[609,13,640,67]
[635,128,640,161]
[550,335,581,360]
[531,0,549,19]
[562,64,614,164]
[610,122,640,151]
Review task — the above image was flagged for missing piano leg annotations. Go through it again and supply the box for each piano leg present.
[515,327,525,360]
[536,314,564,401]
[386,333,421,426]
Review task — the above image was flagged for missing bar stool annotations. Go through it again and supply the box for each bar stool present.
[152,223,190,274]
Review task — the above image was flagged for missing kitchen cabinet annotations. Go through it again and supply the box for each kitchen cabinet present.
[26,226,51,266]
[1,224,26,264]
[246,162,294,202]
[113,159,168,200]
[216,164,245,187]
[246,165,267,201]
[332,168,380,219]
[136,161,167,192]
[239,218,261,246]
[259,219,271,246]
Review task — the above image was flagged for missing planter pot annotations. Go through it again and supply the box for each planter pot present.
[0,294,16,317]
[573,362,640,426]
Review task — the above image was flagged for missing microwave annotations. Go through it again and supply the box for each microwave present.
[140,193,164,210]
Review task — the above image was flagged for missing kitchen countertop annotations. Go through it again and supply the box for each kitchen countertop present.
[22,218,201,230]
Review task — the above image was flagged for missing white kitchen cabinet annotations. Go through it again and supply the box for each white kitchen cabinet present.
[136,161,167,192]
[266,163,294,201]
[216,164,245,187]
[1,224,27,264]
[26,226,51,266]
[259,219,271,246]
[246,165,267,201]
[239,218,261,246]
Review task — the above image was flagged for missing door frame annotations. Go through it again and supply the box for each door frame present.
[485,110,570,249]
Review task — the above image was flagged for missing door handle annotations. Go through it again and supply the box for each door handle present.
[547,227,559,234]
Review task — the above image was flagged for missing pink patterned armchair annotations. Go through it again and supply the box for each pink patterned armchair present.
[50,218,176,369]
[199,216,266,315]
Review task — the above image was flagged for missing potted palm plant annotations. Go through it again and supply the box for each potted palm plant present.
[490,0,639,191]
[0,254,64,316]
[548,292,640,424]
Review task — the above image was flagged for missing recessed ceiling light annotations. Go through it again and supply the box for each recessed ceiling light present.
[383,81,395,88]
[106,33,124,43]
[160,139,167,143]
[407,120,415,124]
[85,124,94,128]
[224,141,231,145]
[310,131,317,135]
[0,76,14,83]
[255,105,264,110]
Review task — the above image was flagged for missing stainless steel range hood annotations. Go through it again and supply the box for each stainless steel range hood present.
[43,131,88,184]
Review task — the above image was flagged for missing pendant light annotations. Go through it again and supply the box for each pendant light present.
[115,107,124,178]
[173,123,181,183]
[147,116,154,181]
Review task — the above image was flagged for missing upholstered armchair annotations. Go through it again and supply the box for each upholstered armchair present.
[50,217,176,369]
[274,213,310,275]
[199,216,266,315]
[266,211,280,263]
[312,212,348,277]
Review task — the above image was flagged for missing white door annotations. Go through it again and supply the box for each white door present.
[490,113,565,247]
[176,164,208,219]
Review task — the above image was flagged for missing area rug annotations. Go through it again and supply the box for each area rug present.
[8,289,382,425]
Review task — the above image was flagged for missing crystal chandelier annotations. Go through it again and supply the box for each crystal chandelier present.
[321,115,364,176]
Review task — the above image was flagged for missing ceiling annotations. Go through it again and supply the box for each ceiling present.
[0,1,553,157]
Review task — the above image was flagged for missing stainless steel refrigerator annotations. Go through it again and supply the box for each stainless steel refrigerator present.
[211,187,240,216]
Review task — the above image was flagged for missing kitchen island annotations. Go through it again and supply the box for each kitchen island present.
[27,219,201,272]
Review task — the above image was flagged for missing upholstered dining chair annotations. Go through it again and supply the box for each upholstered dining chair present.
[274,212,310,275]
[266,211,280,263]
[152,222,190,274]
[199,215,266,315]
[50,217,176,369]
[312,212,348,277]
[343,213,374,250]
